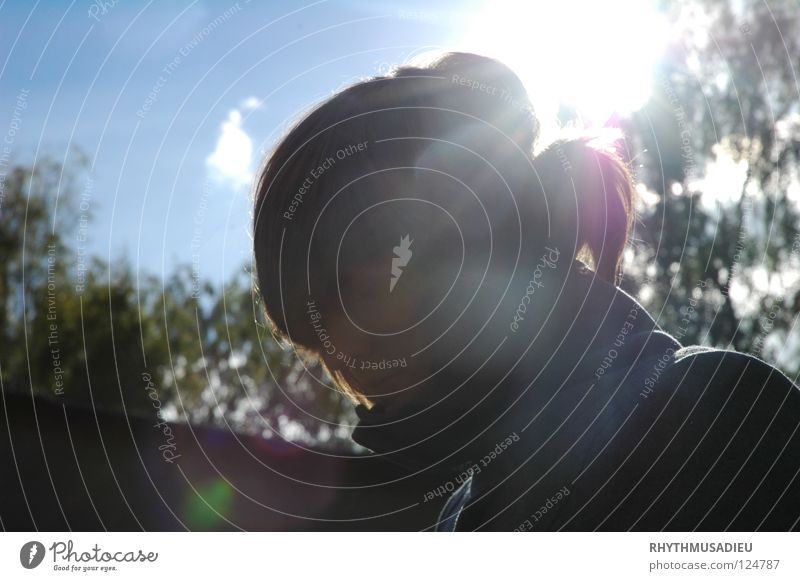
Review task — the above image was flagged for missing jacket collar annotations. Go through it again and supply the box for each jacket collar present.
[350,260,673,476]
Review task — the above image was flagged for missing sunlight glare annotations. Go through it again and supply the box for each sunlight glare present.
[459,0,669,129]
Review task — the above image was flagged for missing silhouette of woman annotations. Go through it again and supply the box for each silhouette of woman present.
[253,52,800,531]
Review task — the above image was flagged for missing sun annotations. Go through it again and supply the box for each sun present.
[458,0,670,131]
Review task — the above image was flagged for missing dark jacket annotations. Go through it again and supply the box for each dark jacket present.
[353,262,800,531]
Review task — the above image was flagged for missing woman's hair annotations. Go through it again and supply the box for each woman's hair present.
[253,52,635,406]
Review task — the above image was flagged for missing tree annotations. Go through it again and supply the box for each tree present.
[1,152,354,449]
[620,0,800,377]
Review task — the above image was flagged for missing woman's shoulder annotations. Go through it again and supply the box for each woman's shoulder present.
[632,346,800,530]
[665,345,798,400]
[645,345,800,461]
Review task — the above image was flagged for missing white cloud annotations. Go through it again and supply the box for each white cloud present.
[205,97,261,188]
[241,96,263,110]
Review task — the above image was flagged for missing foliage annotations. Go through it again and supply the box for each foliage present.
[1,152,355,450]
[2,0,798,451]
[619,0,800,374]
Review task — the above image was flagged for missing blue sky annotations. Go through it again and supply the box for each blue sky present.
[1,0,472,284]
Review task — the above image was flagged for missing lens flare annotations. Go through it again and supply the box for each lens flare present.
[459,0,670,128]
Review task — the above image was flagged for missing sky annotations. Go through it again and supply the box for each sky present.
[0,0,475,285]
[1,0,672,286]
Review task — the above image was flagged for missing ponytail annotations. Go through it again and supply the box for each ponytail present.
[532,133,635,284]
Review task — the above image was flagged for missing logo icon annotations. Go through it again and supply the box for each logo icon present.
[20,541,45,569]
[389,235,413,292]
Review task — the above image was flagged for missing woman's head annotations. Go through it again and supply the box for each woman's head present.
[253,52,635,409]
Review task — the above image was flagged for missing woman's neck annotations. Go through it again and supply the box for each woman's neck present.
[351,261,658,481]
